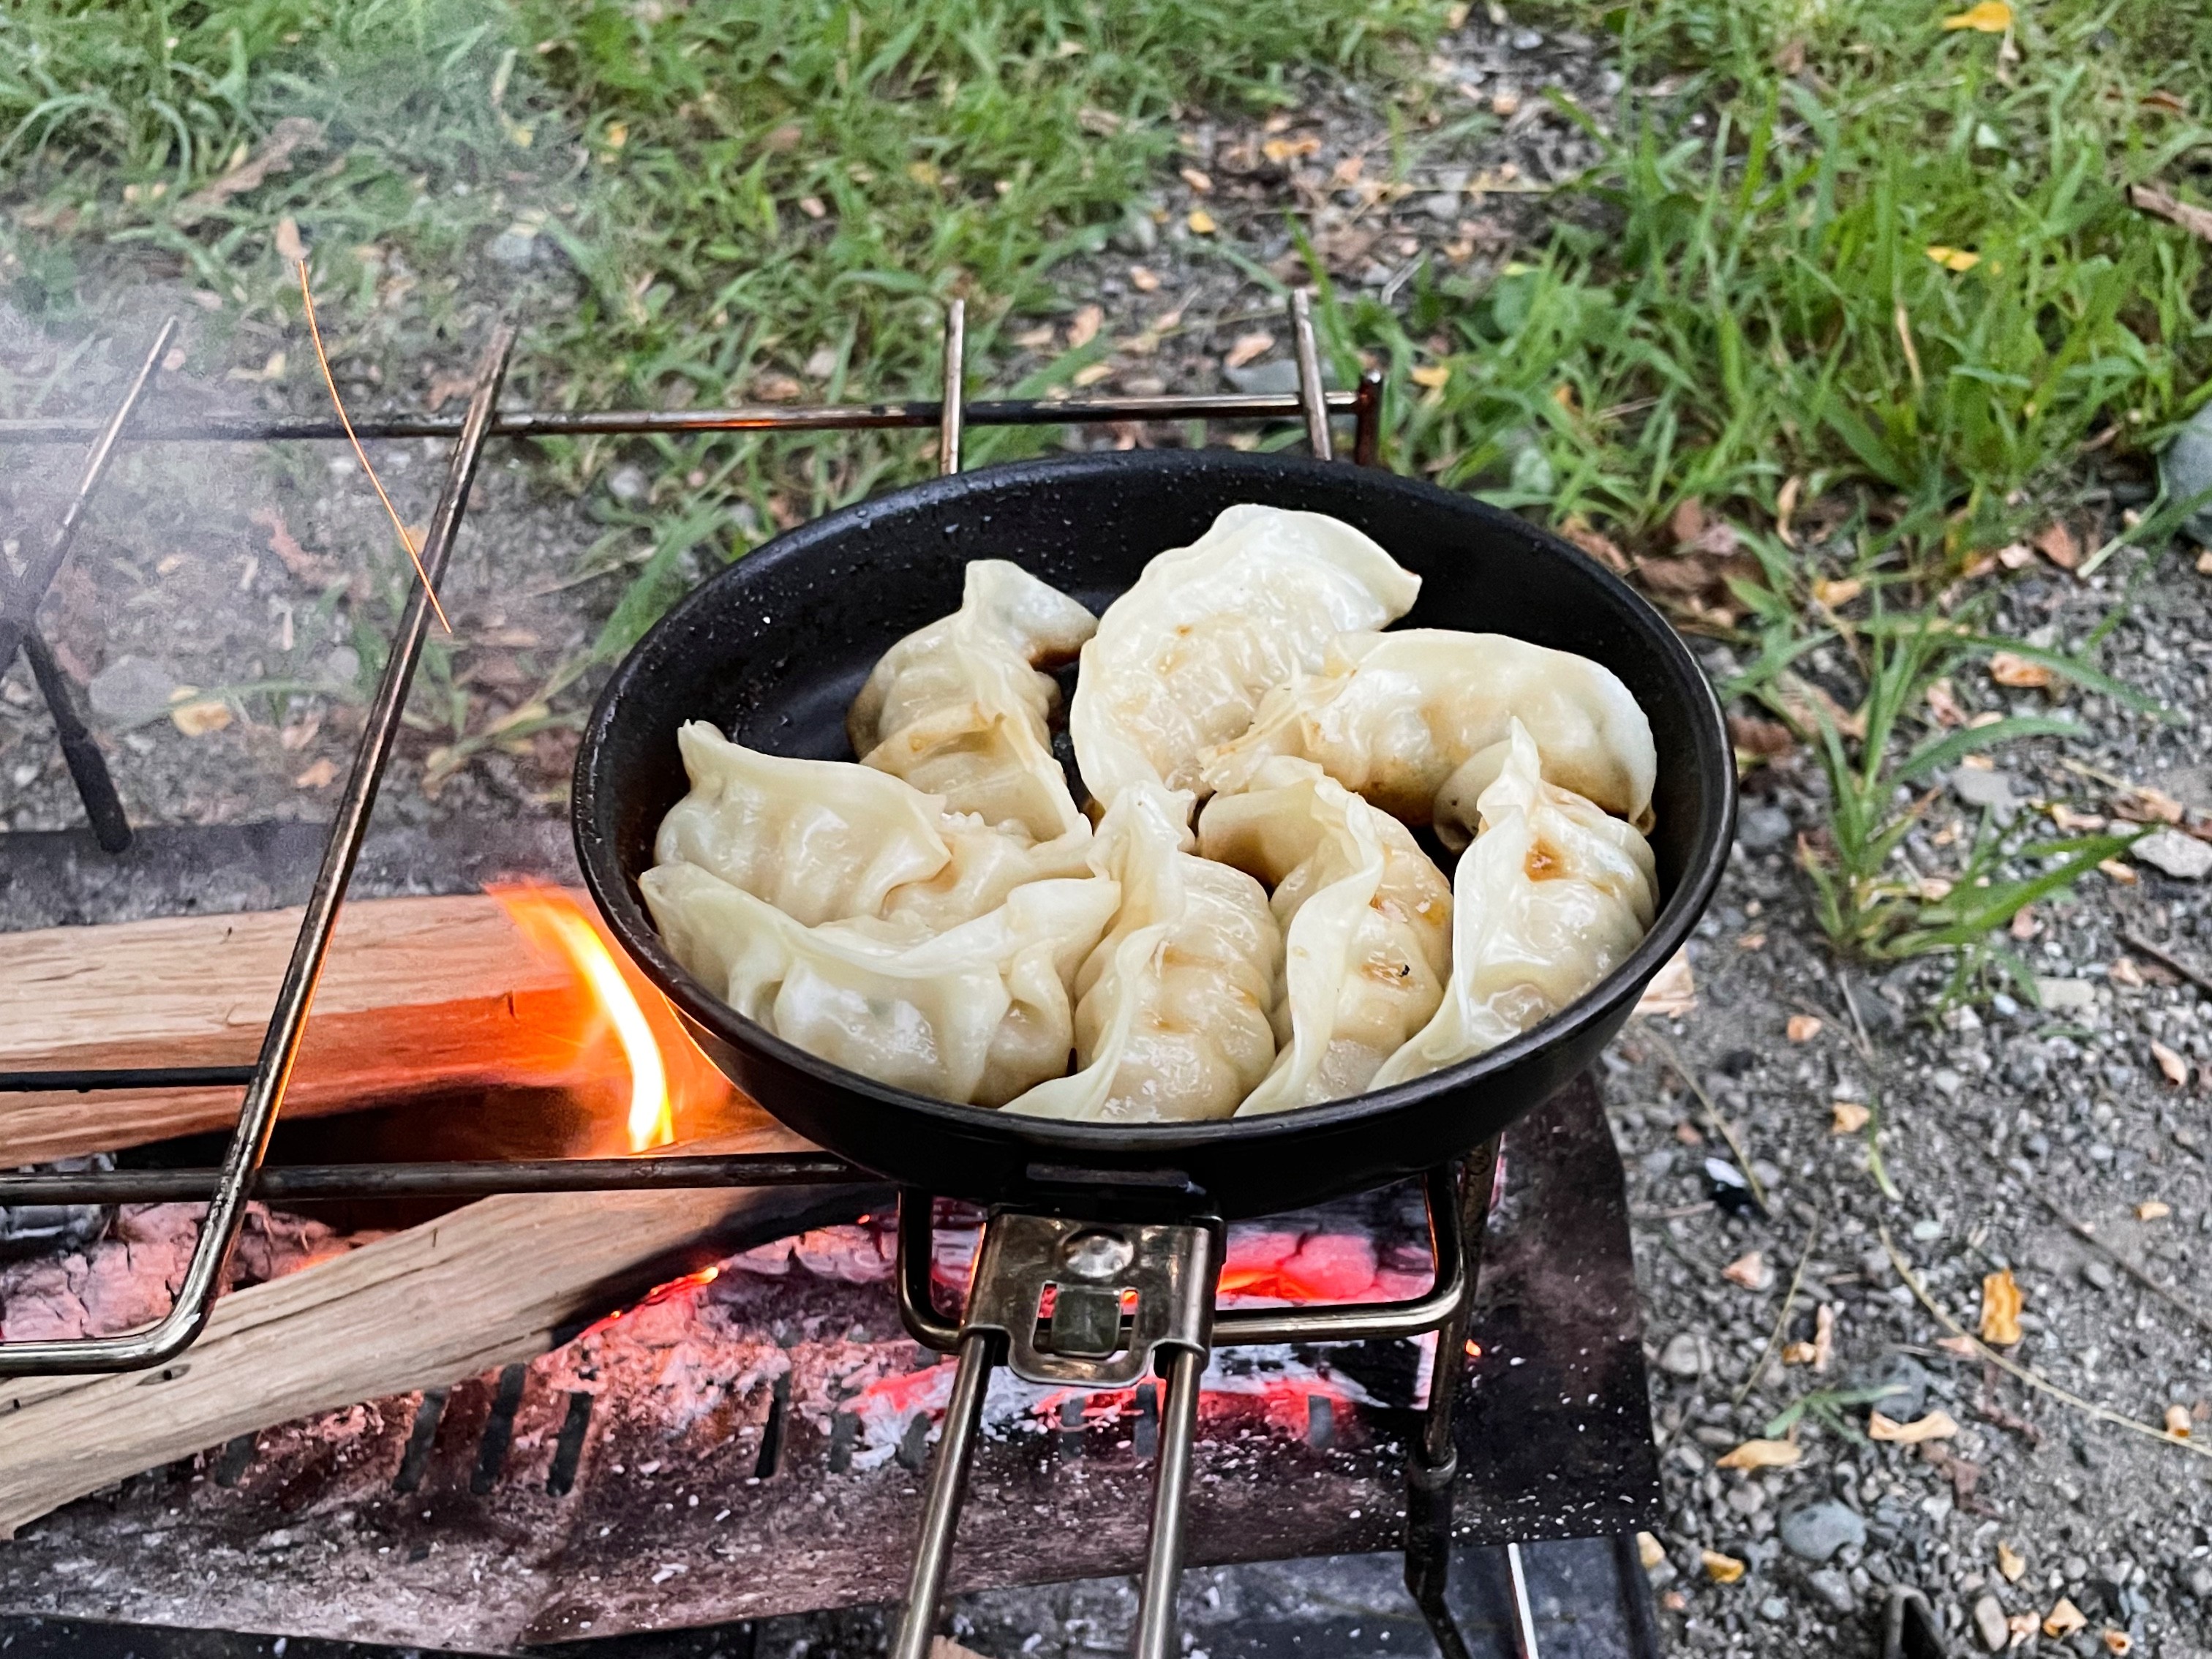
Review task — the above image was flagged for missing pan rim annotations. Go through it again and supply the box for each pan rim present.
[574,447,1733,1164]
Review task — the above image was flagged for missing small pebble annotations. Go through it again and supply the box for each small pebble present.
[1780,1501,1867,1564]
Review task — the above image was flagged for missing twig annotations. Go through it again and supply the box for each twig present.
[2127,183,2212,245]
[1832,979,1904,1200]
[2033,1192,2212,1339]
[2118,930,2212,999]
[1732,1212,1821,1410]
[296,260,451,633]
[1643,1028,1770,1214]
[1878,1224,2211,1462]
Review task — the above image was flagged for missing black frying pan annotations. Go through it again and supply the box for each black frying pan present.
[574,450,1733,1219]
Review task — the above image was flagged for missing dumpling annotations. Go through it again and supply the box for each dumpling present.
[640,862,1120,1107]
[1069,505,1420,802]
[654,721,1090,933]
[1203,628,1658,843]
[847,560,1096,840]
[1197,759,1453,1115]
[1004,783,1280,1123]
[1370,721,1657,1088]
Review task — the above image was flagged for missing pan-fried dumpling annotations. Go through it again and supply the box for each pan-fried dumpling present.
[1203,628,1657,843]
[1370,722,1657,1088]
[1070,505,1420,802]
[655,721,1089,932]
[1197,759,1453,1114]
[1004,783,1280,1123]
[640,862,1119,1107]
[847,560,1096,841]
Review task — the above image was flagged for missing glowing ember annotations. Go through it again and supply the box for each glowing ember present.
[493,884,672,1150]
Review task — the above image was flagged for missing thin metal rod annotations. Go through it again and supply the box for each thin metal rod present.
[1353,368,1385,466]
[1505,1542,1541,1659]
[0,1153,862,1205]
[0,1065,257,1092]
[1420,1140,1501,1469]
[890,1330,996,1659]
[0,326,512,1377]
[0,391,1361,446]
[937,300,965,475]
[1214,1162,1464,1345]
[1288,290,1333,461]
[20,630,130,852]
[0,318,176,682]
[1133,1344,1206,1659]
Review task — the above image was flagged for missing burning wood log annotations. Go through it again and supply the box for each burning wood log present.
[1,889,669,1165]
[0,1118,874,1538]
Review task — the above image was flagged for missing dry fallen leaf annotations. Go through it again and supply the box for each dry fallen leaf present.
[2166,1404,2192,1439]
[2044,1598,2088,1639]
[1066,304,1105,350]
[1178,165,1213,194]
[168,693,232,737]
[2049,802,2108,832]
[2151,1041,2190,1088]
[1410,364,1451,391]
[1925,244,1982,271]
[1981,1268,2024,1346]
[1832,1099,1871,1135]
[1186,208,1217,235]
[2006,1613,2040,1643]
[2109,956,2145,988]
[1786,1014,1823,1042]
[1070,362,1114,388]
[1716,1438,1802,1470]
[1868,1408,1960,1445]
[1783,1340,1818,1365]
[2138,1200,2172,1222]
[1813,1303,1835,1372]
[1129,265,1160,293]
[1701,1549,1745,1584]
[1988,651,2055,688]
[1722,1251,1772,1290]
[274,215,306,264]
[2036,521,2082,571]
[1635,949,1697,1017]
[2101,857,2140,886]
[1925,678,1968,726]
[1223,331,1276,370]
[1636,1532,1666,1570]
[1996,1540,2025,1582]
[1995,541,2035,569]
[293,757,339,790]
[1812,576,1864,607]
[1936,1333,1981,1358]
[2104,1630,2133,1656]
[2113,782,2186,824]
[1942,1,2013,32]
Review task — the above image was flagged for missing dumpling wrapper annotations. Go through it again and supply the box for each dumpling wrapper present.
[848,560,1096,841]
[1197,759,1453,1115]
[1370,721,1657,1088]
[1070,505,1420,802]
[640,862,1119,1107]
[1203,628,1658,843]
[1004,782,1280,1123]
[655,721,1089,933]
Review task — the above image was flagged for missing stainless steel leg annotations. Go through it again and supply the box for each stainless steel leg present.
[1132,1344,1205,1659]
[1505,1542,1541,1658]
[890,1329,996,1659]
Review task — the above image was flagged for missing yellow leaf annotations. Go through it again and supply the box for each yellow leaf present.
[1070,362,1113,388]
[1786,1014,1823,1042]
[1812,576,1864,607]
[2138,1200,2172,1222]
[1997,1541,2025,1582]
[1716,1438,1802,1470]
[1832,1099,1871,1135]
[1066,304,1104,349]
[293,757,338,789]
[1636,1532,1666,1570]
[1701,1549,1745,1584]
[1925,244,1982,271]
[1941,1,2013,31]
[1410,364,1451,389]
[1980,1267,2024,1345]
[603,120,627,150]
[1224,331,1275,369]
[1987,650,2053,688]
[1186,208,1217,235]
[169,696,233,737]
[1868,1408,1960,1444]
[2044,1598,2087,1639]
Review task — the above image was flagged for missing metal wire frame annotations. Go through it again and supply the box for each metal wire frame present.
[0,293,1382,1371]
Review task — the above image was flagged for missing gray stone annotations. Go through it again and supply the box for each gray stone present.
[1421,192,1462,221]
[1224,358,1305,396]
[1807,1568,1856,1614]
[1511,26,1545,48]
[487,227,539,268]
[2184,1564,2212,1600]
[2133,827,2212,881]
[1851,1354,1933,1422]
[321,644,361,689]
[1738,804,1793,854]
[1971,1594,2008,1652]
[87,654,181,725]
[1758,1595,1789,1622]
[2036,977,2099,1013]
[2082,1257,2118,1293]
[2163,397,2212,546]
[1780,1501,1867,1564]
[1950,767,2019,815]
[1658,1333,1707,1377]
[1858,1246,1895,1286]
[607,464,650,506]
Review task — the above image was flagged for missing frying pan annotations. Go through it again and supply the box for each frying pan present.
[573,448,1734,1219]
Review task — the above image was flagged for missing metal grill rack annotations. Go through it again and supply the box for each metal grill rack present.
[0,293,1552,1659]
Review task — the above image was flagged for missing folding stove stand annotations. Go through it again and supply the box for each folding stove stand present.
[0,298,1663,1658]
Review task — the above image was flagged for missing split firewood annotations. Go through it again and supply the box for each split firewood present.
[1,891,642,1164]
[0,1118,873,1537]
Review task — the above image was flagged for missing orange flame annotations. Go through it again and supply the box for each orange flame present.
[492,884,673,1150]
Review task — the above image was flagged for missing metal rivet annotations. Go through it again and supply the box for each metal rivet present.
[1060,1228,1135,1281]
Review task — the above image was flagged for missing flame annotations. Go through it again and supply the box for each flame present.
[493,884,672,1150]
